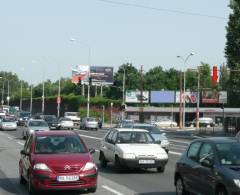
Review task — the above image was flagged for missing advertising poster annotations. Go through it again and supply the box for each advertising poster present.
[150,91,175,103]
[175,91,198,103]
[202,90,227,104]
[125,91,149,103]
[90,66,113,85]
[71,65,90,84]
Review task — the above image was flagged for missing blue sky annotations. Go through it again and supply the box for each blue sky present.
[0,0,230,85]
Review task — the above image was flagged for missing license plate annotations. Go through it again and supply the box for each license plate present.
[57,175,79,182]
[139,160,155,164]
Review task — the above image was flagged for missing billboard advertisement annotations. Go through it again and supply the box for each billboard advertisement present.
[71,65,90,84]
[125,91,149,103]
[150,91,175,103]
[202,91,227,104]
[90,66,113,85]
[175,91,198,103]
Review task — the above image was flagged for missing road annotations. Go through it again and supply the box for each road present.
[0,127,191,195]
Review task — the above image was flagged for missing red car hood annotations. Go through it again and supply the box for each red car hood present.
[33,153,92,170]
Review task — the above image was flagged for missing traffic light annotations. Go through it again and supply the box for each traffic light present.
[212,66,218,87]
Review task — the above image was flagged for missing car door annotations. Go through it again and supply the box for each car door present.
[196,142,216,195]
[107,131,118,162]
[101,130,114,161]
[21,135,33,180]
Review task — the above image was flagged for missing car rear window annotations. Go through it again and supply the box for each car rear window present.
[35,135,87,154]
[29,121,48,127]
[117,131,154,144]
[187,142,201,161]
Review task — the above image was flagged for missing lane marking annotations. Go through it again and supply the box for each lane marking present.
[169,151,181,156]
[170,143,188,149]
[17,142,24,146]
[170,146,186,151]
[7,136,13,140]
[102,185,124,195]
[169,139,189,145]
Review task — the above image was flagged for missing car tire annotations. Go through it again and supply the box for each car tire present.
[157,166,165,173]
[88,187,97,193]
[28,176,36,195]
[176,176,188,195]
[99,152,107,168]
[114,156,123,173]
[216,186,227,195]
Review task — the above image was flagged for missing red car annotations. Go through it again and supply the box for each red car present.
[19,130,97,194]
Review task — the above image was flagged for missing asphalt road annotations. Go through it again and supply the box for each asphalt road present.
[0,127,191,195]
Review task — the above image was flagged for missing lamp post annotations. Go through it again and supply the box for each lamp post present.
[7,80,10,106]
[42,81,45,114]
[177,52,194,128]
[57,78,61,118]
[30,85,33,113]
[20,80,23,111]
[110,102,113,128]
[1,80,4,106]
[122,64,130,120]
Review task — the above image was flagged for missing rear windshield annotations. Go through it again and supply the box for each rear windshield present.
[29,121,48,127]
[134,125,161,134]
[35,135,87,154]
[117,131,154,144]
[2,118,16,122]
[19,112,31,117]
[44,116,57,122]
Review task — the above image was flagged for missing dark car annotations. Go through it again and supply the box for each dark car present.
[175,137,240,195]
[16,111,31,126]
[42,115,58,129]
[19,131,97,194]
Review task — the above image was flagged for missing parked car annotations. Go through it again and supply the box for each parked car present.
[0,117,17,131]
[99,128,168,172]
[42,115,58,129]
[175,137,240,195]
[64,112,81,126]
[19,130,97,194]
[80,117,99,130]
[57,117,74,130]
[22,119,50,139]
[17,111,31,126]
[154,119,177,127]
[132,123,170,153]
[185,117,215,127]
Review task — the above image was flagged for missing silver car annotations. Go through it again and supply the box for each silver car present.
[22,119,50,139]
[0,117,17,131]
[80,117,99,130]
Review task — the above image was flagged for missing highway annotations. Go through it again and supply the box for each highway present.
[0,127,191,195]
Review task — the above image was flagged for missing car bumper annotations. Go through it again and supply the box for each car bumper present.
[118,157,168,168]
[86,124,98,129]
[2,126,17,130]
[31,172,97,191]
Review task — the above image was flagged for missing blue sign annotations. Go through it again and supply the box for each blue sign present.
[150,91,175,103]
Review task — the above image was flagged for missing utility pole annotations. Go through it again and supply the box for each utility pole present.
[139,65,144,123]
[57,78,61,118]
[179,71,183,128]
[196,69,200,128]
[30,85,33,113]
[7,80,10,106]
[1,80,4,106]
[42,81,45,114]
[20,80,22,111]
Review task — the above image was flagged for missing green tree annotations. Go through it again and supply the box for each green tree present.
[145,66,166,90]
[225,0,240,106]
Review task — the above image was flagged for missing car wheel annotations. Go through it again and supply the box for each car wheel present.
[88,187,97,193]
[99,152,107,168]
[115,156,123,173]
[157,166,165,173]
[176,177,188,195]
[28,176,36,195]
[216,186,227,195]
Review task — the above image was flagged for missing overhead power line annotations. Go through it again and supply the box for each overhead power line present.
[94,0,227,20]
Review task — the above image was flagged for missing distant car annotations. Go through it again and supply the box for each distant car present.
[57,117,74,130]
[99,128,168,172]
[116,119,134,128]
[133,123,170,153]
[0,117,17,131]
[17,111,31,126]
[175,137,240,195]
[64,112,81,126]
[19,130,98,194]
[185,117,215,127]
[154,119,177,127]
[80,117,99,130]
[42,115,58,129]
[22,119,50,139]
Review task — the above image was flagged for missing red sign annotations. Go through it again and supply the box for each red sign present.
[212,66,218,86]
[57,96,61,104]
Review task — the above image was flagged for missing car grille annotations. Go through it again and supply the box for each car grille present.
[137,155,156,159]
[49,180,85,186]
[52,165,81,174]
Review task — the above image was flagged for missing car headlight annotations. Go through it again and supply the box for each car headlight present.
[81,162,97,171]
[123,153,136,159]
[29,129,34,134]
[19,118,23,121]
[156,153,168,160]
[234,179,240,188]
[161,140,169,145]
[33,163,52,172]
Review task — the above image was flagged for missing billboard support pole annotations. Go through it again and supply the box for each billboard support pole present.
[196,69,200,128]
[139,65,144,123]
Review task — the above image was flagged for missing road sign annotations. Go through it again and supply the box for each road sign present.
[212,66,218,86]
[57,96,61,104]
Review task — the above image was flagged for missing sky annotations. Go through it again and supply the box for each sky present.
[0,0,230,85]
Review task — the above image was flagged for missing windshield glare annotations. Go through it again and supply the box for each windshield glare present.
[117,132,154,144]
[35,135,87,154]
[217,143,240,165]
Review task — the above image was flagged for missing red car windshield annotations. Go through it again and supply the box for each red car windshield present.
[35,135,87,154]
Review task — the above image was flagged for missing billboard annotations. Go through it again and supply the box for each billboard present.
[90,66,113,85]
[150,91,175,103]
[175,91,198,103]
[202,91,227,104]
[125,91,149,103]
[71,65,90,84]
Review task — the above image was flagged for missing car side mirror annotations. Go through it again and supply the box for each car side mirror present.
[89,148,95,154]
[20,150,30,156]
[201,159,213,168]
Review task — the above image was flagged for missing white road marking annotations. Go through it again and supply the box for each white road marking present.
[169,139,190,144]
[169,151,182,156]
[170,143,188,149]
[17,141,24,146]
[7,136,13,140]
[102,185,124,195]
[170,146,186,151]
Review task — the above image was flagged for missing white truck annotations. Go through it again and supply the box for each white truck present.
[64,112,81,126]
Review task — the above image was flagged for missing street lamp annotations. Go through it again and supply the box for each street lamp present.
[7,80,10,106]
[177,52,194,128]
[20,80,23,111]
[42,81,45,114]
[122,64,130,120]
[110,102,113,128]
[29,85,33,113]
